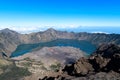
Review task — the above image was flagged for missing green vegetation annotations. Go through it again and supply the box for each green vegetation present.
[0,64,31,80]
[21,61,32,67]
[23,58,43,67]
[34,61,43,65]
[50,63,61,72]
[23,57,35,62]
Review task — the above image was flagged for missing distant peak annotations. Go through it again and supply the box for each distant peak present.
[2,28,11,31]
[45,28,56,32]
[47,28,56,31]
[0,28,18,34]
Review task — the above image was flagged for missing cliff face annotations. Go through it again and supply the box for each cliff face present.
[41,44,120,80]
[0,28,21,56]
[78,32,120,45]
[0,28,120,57]
[19,28,77,43]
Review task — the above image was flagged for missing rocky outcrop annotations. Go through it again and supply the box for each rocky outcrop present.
[89,44,120,72]
[42,71,120,80]
[41,44,120,80]
[63,57,94,76]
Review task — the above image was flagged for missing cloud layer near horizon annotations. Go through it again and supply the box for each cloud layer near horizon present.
[0,26,120,34]
[0,26,81,33]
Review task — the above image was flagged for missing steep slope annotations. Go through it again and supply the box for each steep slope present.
[0,28,120,57]
[41,44,120,80]
[19,28,77,43]
[0,58,31,80]
[78,32,120,45]
[0,28,21,56]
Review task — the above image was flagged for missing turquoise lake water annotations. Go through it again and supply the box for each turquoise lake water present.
[10,39,96,57]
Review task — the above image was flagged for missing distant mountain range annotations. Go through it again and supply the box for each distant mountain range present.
[0,28,120,57]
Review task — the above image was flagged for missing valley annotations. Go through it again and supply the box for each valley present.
[0,28,120,57]
[10,39,96,57]
[0,28,120,80]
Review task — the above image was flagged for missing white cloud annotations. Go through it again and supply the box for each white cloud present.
[0,25,118,34]
[0,25,82,34]
[0,26,42,33]
[91,31,109,34]
[11,26,45,34]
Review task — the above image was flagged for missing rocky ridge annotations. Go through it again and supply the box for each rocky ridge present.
[0,28,120,57]
[41,44,120,80]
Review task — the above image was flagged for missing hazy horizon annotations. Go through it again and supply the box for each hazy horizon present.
[0,26,120,34]
[0,0,120,33]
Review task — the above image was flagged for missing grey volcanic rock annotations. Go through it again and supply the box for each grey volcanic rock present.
[72,57,94,75]
[63,57,94,76]
[93,44,120,58]
[0,28,120,57]
[43,71,120,80]
[0,28,21,56]
[89,44,120,72]
[78,32,120,45]
[12,46,86,69]
[41,44,120,80]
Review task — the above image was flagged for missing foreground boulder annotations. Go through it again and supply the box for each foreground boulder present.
[90,44,120,72]
[63,57,94,76]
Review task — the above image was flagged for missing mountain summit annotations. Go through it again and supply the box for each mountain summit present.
[45,28,56,32]
[0,28,18,34]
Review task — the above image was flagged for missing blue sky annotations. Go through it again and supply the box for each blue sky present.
[0,0,120,33]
